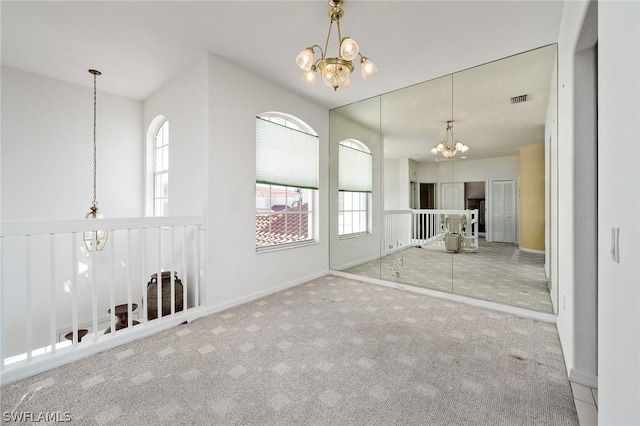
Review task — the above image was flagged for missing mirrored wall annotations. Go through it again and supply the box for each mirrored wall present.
[330,44,558,314]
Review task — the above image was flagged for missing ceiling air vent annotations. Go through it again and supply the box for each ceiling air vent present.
[511,94,530,104]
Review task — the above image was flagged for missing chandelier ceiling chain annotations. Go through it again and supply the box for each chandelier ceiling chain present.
[296,0,377,91]
[430,74,470,158]
[91,69,99,212]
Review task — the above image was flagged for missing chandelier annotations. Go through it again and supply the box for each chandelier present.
[83,69,108,252]
[430,121,469,158]
[296,0,377,91]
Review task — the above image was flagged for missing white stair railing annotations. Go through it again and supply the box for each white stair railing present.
[0,216,205,384]
[384,209,479,253]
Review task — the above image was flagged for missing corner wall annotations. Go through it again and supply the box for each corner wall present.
[597,1,640,423]
[206,53,329,309]
[144,57,209,218]
[0,67,145,356]
[556,0,597,387]
[1,67,144,221]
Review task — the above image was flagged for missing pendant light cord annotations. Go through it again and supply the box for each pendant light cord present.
[92,71,98,209]
[451,74,454,144]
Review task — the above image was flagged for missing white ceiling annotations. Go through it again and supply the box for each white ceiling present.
[334,44,557,163]
[1,1,564,111]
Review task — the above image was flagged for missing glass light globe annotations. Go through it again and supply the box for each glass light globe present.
[442,147,457,158]
[455,142,469,153]
[83,205,109,251]
[360,57,378,79]
[319,59,353,90]
[302,68,317,85]
[340,37,359,61]
[296,48,314,71]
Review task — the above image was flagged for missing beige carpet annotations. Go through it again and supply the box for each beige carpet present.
[344,239,553,313]
[0,275,576,425]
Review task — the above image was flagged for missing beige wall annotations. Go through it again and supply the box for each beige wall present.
[519,143,545,251]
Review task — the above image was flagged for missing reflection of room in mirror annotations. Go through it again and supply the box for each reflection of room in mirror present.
[330,44,557,315]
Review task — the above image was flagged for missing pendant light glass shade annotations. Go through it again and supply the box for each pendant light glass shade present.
[318,58,354,90]
[302,66,317,85]
[360,57,378,79]
[296,48,315,71]
[340,37,359,61]
[83,206,108,252]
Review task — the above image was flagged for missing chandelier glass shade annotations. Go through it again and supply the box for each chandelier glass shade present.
[83,69,108,252]
[296,0,377,91]
[430,121,469,158]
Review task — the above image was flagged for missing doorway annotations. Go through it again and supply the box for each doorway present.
[419,183,435,209]
[491,180,516,243]
[465,181,486,233]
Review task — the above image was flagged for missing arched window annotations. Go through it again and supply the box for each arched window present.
[151,119,169,216]
[256,112,319,249]
[338,139,372,236]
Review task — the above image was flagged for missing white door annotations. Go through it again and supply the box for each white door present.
[440,182,464,210]
[491,180,516,243]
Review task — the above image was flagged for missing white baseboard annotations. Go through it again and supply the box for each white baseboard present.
[203,270,329,316]
[569,368,598,389]
[0,311,203,386]
[519,246,545,254]
[332,254,381,271]
[329,270,557,323]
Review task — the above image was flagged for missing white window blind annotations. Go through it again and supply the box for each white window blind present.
[339,144,372,192]
[256,117,319,189]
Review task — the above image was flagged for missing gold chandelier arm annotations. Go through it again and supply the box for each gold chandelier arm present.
[310,44,325,63]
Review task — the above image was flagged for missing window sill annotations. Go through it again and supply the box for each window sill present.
[256,240,319,254]
[338,232,371,240]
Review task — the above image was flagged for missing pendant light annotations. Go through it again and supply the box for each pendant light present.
[296,0,377,91]
[83,69,108,252]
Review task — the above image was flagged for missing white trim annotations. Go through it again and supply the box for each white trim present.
[519,246,545,254]
[569,368,598,389]
[329,270,557,323]
[1,216,203,237]
[330,253,382,271]
[1,309,205,386]
[204,270,329,315]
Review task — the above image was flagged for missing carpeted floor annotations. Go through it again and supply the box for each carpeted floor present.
[0,275,577,425]
[344,239,553,313]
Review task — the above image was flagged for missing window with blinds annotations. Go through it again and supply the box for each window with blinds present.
[255,114,319,250]
[338,139,372,236]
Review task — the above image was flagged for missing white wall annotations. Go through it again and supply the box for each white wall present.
[1,67,143,221]
[1,67,145,356]
[384,158,410,210]
[329,108,382,270]
[206,53,329,308]
[412,156,518,190]
[411,156,519,241]
[143,58,209,308]
[555,0,598,388]
[144,57,209,217]
[598,1,640,423]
